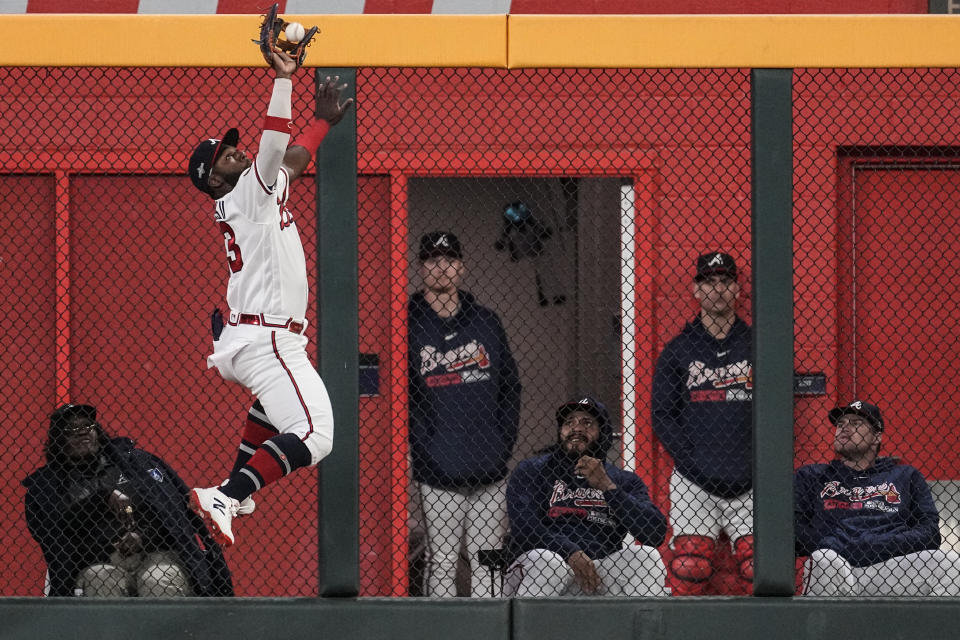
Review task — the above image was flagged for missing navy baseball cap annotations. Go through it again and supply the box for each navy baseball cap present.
[829,400,884,432]
[418,231,463,261]
[50,403,97,429]
[188,127,239,196]
[556,396,607,427]
[555,395,614,456]
[695,252,738,281]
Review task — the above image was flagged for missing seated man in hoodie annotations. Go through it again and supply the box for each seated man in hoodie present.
[795,400,960,596]
[504,396,668,597]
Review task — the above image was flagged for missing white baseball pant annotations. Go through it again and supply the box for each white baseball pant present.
[419,479,508,597]
[801,548,960,596]
[207,323,334,465]
[503,545,668,597]
[669,470,753,541]
[76,551,190,597]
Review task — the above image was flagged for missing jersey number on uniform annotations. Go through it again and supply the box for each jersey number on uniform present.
[218,221,244,273]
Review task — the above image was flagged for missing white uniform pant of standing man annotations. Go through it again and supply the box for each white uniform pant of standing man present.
[419,480,507,597]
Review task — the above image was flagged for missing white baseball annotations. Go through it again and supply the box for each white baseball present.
[285,22,305,43]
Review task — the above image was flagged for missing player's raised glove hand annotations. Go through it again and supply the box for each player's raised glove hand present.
[254,3,319,69]
[314,74,354,125]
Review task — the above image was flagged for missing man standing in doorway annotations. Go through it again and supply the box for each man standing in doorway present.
[651,252,754,595]
[408,231,522,596]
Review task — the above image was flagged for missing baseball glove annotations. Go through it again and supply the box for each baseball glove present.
[253,3,319,68]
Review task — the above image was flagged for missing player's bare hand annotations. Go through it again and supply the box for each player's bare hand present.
[567,550,602,594]
[115,531,143,557]
[271,50,298,79]
[575,456,617,492]
[314,74,354,125]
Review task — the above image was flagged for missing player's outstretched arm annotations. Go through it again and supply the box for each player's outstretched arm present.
[284,75,355,181]
[252,50,298,194]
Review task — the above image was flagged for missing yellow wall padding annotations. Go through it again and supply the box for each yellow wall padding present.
[0,14,506,68]
[508,15,960,69]
[2,14,960,68]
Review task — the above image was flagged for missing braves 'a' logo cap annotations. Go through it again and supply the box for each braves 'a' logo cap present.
[418,230,463,261]
[188,128,240,196]
[828,400,884,432]
[695,251,738,281]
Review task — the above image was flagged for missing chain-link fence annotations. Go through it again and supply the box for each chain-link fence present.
[793,68,960,597]
[3,64,960,599]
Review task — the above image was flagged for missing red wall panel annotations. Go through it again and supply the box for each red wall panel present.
[0,176,57,595]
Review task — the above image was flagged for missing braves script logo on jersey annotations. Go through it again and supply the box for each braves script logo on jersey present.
[819,480,902,513]
[420,341,492,387]
[686,359,753,402]
[547,480,614,526]
[550,480,606,507]
[278,195,294,230]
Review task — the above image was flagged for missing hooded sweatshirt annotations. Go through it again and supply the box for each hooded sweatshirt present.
[506,447,667,562]
[794,457,941,567]
[408,290,522,489]
[651,315,752,498]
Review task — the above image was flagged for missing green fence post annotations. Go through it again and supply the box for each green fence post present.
[750,68,796,597]
[314,67,359,597]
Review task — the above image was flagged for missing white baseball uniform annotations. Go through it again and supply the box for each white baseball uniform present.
[206,77,333,465]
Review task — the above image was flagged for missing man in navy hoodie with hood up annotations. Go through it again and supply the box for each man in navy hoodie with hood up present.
[408,231,522,597]
[795,400,960,596]
[652,251,754,595]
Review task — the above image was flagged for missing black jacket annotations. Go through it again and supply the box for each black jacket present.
[23,438,233,596]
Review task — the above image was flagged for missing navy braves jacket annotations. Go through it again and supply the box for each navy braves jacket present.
[651,316,752,498]
[408,291,522,490]
[506,448,667,562]
[794,457,941,568]
[24,438,233,596]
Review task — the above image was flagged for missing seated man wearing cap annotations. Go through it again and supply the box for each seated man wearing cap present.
[23,404,233,597]
[503,396,668,597]
[795,400,960,596]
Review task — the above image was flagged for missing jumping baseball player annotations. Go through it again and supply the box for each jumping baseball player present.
[651,252,754,595]
[503,397,668,597]
[795,400,960,596]
[185,48,353,547]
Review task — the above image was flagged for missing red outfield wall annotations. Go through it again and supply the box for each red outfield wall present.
[5,64,960,596]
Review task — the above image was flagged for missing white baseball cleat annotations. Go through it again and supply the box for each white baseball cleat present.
[237,495,256,516]
[189,487,239,547]
[221,480,256,516]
